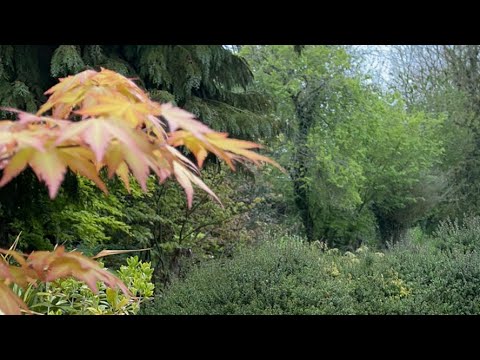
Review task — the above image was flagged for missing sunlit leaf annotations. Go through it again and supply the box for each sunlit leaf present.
[0,282,28,315]
[0,148,35,188]
[27,246,129,295]
[29,145,67,199]
[92,248,152,259]
[58,147,107,194]
[161,102,212,136]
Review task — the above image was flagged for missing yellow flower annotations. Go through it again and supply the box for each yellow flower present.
[324,262,340,277]
[390,277,411,297]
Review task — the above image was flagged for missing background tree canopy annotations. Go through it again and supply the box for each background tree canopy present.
[241,45,445,247]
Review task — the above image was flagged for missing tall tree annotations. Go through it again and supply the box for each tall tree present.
[0,45,274,138]
[241,45,351,241]
[242,45,445,247]
[0,45,274,249]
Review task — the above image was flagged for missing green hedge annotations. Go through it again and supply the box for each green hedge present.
[144,218,480,315]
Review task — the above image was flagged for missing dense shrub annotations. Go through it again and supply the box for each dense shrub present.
[387,242,480,314]
[15,256,155,315]
[432,216,480,253]
[144,218,480,314]
[144,239,409,314]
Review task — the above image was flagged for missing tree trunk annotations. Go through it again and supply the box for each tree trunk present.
[290,96,316,241]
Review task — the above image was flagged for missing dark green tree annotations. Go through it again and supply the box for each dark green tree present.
[241,45,351,241]
[0,45,273,250]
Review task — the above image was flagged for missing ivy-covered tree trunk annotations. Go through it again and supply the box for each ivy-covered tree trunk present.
[373,208,407,247]
[290,94,317,242]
